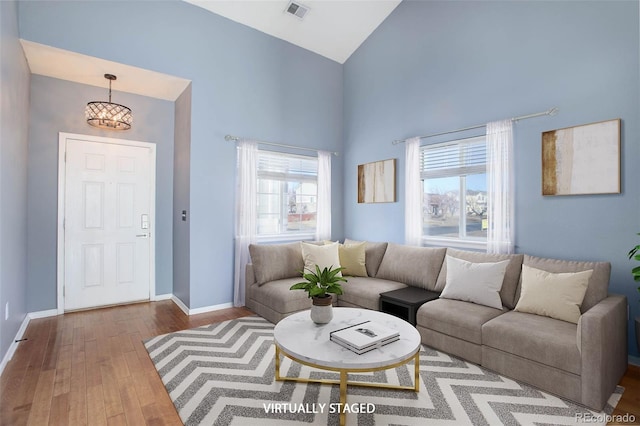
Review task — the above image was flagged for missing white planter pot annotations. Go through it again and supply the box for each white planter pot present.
[310,296,333,324]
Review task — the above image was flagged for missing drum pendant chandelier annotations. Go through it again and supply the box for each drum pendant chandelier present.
[85,74,132,130]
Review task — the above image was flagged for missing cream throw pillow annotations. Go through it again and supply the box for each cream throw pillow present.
[440,256,510,309]
[514,265,593,324]
[301,242,342,276]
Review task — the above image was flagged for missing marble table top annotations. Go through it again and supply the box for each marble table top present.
[273,307,421,370]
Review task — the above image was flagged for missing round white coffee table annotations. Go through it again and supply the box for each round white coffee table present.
[273,307,421,426]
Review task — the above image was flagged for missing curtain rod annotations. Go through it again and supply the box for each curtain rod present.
[391,107,559,145]
[225,135,338,156]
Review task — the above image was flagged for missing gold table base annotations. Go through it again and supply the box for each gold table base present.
[274,344,420,426]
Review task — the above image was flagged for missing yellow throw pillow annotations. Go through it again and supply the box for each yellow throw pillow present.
[514,265,593,324]
[338,241,367,277]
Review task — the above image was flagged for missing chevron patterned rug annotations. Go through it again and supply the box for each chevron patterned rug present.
[144,316,623,426]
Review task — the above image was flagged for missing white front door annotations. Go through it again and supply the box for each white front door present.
[63,137,153,311]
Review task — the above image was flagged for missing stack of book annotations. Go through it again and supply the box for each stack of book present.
[329,320,400,355]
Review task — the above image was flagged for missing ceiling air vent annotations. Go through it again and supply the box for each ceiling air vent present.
[285,1,309,19]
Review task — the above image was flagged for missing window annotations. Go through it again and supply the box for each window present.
[256,150,318,238]
[421,136,487,248]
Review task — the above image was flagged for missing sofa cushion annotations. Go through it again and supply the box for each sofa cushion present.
[516,255,610,312]
[435,249,524,309]
[338,241,368,277]
[416,298,504,345]
[376,243,446,290]
[482,311,581,375]
[338,277,407,311]
[440,256,510,310]
[514,265,592,324]
[250,277,314,314]
[301,241,342,275]
[249,242,304,285]
[344,239,388,277]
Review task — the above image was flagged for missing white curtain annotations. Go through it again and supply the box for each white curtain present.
[486,119,515,254]
[233,140,258,307]
[405,137,422,246]
[315,150,332,241]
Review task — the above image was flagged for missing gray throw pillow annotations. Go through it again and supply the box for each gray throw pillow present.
[248,242,304,285]
[376,243,446,290]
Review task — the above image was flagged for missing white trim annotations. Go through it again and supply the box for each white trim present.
[171,295,190,315]
[256,233,315,244]
[57,132,157,314]
[28,309,59,319]
[151,293,173,301]
[189,302,234,315]
[422,236,487,251]
[1,309,60,376]
[169,296,233,316]
[0,314,30,376]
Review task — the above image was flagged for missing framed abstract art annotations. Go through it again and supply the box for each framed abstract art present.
[542,119,620,196]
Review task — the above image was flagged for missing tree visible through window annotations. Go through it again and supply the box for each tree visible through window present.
[421,136,487,245]
[256,151,318,237]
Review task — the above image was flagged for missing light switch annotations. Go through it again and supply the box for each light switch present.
[141,214,149,229]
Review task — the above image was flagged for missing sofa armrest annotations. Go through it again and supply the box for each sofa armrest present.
[245,263,257,299]
[580,294,627,410]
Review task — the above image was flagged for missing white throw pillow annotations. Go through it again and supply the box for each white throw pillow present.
[514,265,592,324]
[440,256,510,309]
[301,242,342,276]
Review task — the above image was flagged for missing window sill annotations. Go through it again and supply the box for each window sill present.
[256,233,316,244]
[422,236,487,252]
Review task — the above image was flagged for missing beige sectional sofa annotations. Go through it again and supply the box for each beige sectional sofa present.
[244,240,627,411]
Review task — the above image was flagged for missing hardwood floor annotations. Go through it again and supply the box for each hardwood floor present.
[612,364,640,424]
[0,301,253,426]
[0,300,638,425]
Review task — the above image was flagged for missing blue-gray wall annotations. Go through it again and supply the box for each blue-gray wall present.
[343,0,640,356]
[0,0,29,363]
[9,0,639,361]
[173,85,191,307]
[18,0,344,310]
[26,76,175,311]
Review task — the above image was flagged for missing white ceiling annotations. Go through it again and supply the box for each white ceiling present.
[185,0,401,64]
[20,40,191,101]
[20,1,400,100]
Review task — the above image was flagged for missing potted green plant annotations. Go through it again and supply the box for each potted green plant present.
[629,235,640,352]
[290,265,347,324]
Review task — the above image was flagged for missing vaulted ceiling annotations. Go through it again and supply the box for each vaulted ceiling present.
[184,0,401,64]
[20,1,401,99]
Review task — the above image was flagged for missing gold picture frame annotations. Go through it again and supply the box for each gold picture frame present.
[542,119,620,196]
[357,158,396,203]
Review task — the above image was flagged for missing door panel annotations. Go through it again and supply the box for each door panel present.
[64,138,152,311]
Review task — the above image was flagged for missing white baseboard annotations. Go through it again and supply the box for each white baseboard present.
[0,309,60,376]
[171,295,190,315]
[189,302,234,315]
[169,296,233,316]
[0,314,30,376]
[151,293,172,301]
[28,309,59,320]
[629,355,640,366]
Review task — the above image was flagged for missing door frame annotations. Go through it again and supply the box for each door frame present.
[57,132,157,314]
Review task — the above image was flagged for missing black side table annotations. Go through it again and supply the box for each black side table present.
[379,287,439,326]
